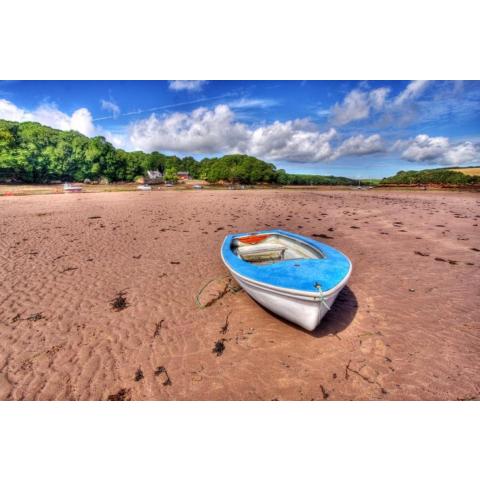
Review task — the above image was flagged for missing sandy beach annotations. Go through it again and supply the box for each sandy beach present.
[0,188,479,400]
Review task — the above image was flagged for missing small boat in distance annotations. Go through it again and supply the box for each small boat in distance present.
[63,183,82,193]
[221,230,352,331]
[137,184,152,191]
[193,184,203,189]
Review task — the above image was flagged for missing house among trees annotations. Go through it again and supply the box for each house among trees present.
[177,171,191,181]
[146,170,163,184]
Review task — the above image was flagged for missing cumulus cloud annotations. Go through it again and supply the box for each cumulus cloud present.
[396,134,479,165]
[101,99,120,118]
[168,80,208,92]
[247,121,337,162]
[333,134,385,159]
[130,104,248,153]
[129,104,341,162]
[330,87,389,125]
[330,81,433,126]
[0,98,95,136]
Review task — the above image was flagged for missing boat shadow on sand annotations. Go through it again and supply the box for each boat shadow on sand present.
[255,285,358,338]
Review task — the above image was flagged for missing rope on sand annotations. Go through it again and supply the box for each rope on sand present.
[195,274,242,309]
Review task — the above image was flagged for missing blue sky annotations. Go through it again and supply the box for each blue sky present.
[0,80,479,178]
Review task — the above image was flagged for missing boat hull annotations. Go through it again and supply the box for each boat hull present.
[226,267,345,331]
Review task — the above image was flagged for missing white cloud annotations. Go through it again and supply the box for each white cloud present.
[333,134,385,159]
[129,104,340,162]
[397,134,479,165]
[247,121,337,162]
[330,87,389,125]
[0,98,95,136]
[101,99,120,118]
[330,81,432,126]
[168,80,208,92]
[130,104,248,153]
[228,98,278,109]
[394,80,430,106]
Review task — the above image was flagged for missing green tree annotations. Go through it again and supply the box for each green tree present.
[164,166,178,183]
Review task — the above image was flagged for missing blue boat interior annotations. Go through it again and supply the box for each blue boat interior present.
[222,230,351,293]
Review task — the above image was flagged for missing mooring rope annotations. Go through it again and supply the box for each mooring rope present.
[314,282,331,311]
[195,274,242,309]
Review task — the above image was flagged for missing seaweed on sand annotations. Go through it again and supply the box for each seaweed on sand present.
[111,290,129,311]
[153,320,165,338]
[154,366,172,386]
[212,339,226,356]
[220,312,231,334]
[107,388,131,401]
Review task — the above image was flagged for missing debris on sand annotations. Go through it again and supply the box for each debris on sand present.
[107,388,131,401]
[153,320,164,338]
[134,368,144,382]
[154,366,172,386]
[212,339,226,356]
[414,251,430,256]
[111,290,129,311]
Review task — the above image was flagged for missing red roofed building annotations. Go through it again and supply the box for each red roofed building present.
[177,171,191,180]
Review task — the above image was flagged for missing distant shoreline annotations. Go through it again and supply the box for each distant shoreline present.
[1,182,479,197]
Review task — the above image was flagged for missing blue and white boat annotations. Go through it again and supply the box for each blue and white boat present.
[221,230,352,331]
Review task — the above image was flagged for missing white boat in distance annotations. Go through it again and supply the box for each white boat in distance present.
[137,184,152,191]
[63,183,82,193]
[221,230,352,331]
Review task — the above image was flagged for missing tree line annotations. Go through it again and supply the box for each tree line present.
[0,119,358,185]
[380,168,480,185]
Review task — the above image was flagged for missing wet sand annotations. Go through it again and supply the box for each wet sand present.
[0,188,479,400]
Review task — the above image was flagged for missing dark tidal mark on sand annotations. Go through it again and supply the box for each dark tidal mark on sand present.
[107,388,131,401]
[213,339,226,356]
[312,233,334,239]
[471,248,480,252]
[60,266,78,273]
[170,261,180,265]
[153,320,164,338]
[88,216,102,220]
[134,368,144,382]
[111,290,129,311]
[133,254,142,259]
[350,226,360,229]
[155,366,172,386]
[414,251,430,256]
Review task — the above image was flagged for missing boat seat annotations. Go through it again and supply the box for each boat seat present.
[237,243,287,263]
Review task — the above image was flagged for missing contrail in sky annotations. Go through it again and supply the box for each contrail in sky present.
[94,92,237,121]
